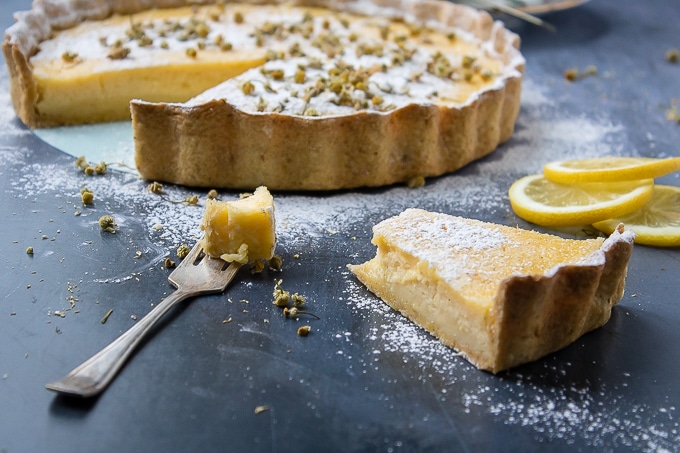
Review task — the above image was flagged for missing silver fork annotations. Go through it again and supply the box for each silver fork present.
[45,241,241,398]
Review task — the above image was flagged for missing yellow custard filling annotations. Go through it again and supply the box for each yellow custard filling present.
[27,3,503,124]
[200,186,276,263]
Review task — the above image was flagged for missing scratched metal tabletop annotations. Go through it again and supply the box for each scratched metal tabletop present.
[1,1,679,452]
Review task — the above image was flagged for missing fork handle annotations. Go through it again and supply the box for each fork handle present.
[45,288,191,398]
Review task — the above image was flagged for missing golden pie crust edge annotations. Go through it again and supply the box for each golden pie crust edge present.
[131,0,524,190]
[350,218,634,374]
[2,0,169,128]
[489,224,633,373]
[3,0,524,191]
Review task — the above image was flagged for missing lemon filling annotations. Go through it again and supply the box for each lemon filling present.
[349,208,631,373]
[28,4,506,124]
[200,186,276,263]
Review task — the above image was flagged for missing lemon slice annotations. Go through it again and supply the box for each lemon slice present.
[593,185,680,247]
[508,174,654,227]
[544,157,680,184]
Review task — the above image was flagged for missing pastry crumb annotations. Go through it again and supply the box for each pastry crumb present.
[254,405,270,415]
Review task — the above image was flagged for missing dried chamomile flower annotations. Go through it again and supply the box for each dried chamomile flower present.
[256,97,268,112]
[582,65,598,76]
[26,246,34,255]
[207,189,218,199]
[407,175,425,188]
[108,46,131,60]
[184,194,199,205]
[427,51,454,78]
[164,257,176,269]
[62,51,78,62]
[74,155,88,170]
[250,259,265,274]
[297,325,311,337]
[284,305,319,320]
[148,181,164,194]
[283,306,298,318]
[138,35,153,47]
[461,55,476,69]
[563,67,579,81]
[273,279,291,306]
[273,280,319,322]
[176,244,191,259]
[291,292,306,307]
[666,104,680,123]
[564,65,597,82]
[242,80,256,95]
[666,48,679,63]
[268,254,283,271]
[294,69,306,84]
[75,156,107,175]
[98,215,116,233]
[94,161,107,174]
[80,187,94,205]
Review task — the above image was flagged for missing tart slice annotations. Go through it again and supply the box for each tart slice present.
[200,186,276,264]
[349,209,635,373]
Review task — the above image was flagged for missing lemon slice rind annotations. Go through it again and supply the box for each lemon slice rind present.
[593,185,680,247]
[508,174,654,227]
[544,157,680,184]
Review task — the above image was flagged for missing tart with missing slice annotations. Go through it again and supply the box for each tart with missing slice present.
[349,209,635,373]
[3,0,524,190]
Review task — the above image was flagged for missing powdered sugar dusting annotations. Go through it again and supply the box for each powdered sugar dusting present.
[371,208,514,293]
[1,56,675,449]
[342,274,680,452]
[378,208,510,254]
[0,89,30,139]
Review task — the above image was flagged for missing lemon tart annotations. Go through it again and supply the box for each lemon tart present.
[349,209,635,373]
[200,186,276,263]
[3,0,524,190]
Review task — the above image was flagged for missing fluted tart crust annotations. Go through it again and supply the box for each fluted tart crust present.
[3,0,524,190]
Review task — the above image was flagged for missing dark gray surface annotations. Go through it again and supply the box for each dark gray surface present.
[1,1,679,452]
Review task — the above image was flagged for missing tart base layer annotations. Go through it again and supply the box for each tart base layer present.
[349,209,635,373]
[2,0,523,191]
[131,81,521,190]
